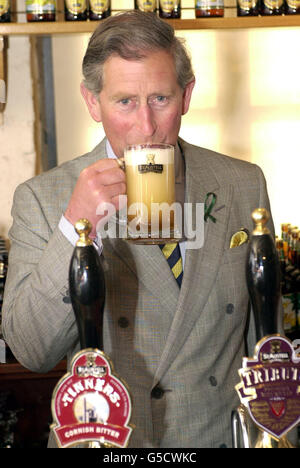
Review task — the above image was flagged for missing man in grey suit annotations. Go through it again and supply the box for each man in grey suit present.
[2,11,274,447]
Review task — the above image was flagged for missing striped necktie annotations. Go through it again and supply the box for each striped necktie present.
[159,243,183,288]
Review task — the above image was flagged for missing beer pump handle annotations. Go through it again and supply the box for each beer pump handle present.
[246,208,281,341]
[232,209,296,449]
[51,219,133,449]
[69,219,105,350]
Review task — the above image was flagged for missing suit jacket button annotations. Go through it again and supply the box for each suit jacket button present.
[151,385,164,399]
[118,317,129,328]
[62,295,71,304]
[209,376,218,387]
[226,303,234,314]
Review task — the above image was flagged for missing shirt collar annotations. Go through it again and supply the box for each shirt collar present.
[106,139,117,159]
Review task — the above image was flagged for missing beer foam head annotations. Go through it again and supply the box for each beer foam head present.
[124,144,174,166]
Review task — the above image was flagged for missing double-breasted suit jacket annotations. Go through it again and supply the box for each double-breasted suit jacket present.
[2,138,274,447]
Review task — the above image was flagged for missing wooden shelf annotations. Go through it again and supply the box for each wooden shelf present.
[0,16,300,35]
[0,359,67,381]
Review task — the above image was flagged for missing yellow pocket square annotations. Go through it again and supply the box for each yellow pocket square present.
[230,229,249,249]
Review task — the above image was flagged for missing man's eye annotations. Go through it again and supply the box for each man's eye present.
[157,96,166,102]
[150,96,168,106]
[120,98,130,105]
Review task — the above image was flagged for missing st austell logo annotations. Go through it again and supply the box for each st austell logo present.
[138,153,163,174]
[236,335,300,441]
[76,352,107,378]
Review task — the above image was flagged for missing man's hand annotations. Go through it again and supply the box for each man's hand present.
[64,159,126,238]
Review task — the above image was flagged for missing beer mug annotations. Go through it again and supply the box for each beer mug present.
[123,143,181,244]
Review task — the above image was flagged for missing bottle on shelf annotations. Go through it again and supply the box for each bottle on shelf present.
[276,238,286,283]
[195,0,224,17]
[287,225,294,262]
[65,0,88,21]
[260,0,285,15]
[285,0,300,14]
[26,0,56,22]
[0,237,8,339]
[278,224,300,342]
[290,229,299,266]
[159,0,181,18]
[297,230,300,269]
[135,0,157,13]
[236,0,260,16]
[0,0,10,22]
[89,0,111,20]
[281,223,290,262]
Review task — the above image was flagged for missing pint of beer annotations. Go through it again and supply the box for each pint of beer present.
[124,143,179,244]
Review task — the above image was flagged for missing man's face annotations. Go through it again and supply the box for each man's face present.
[82,50,195,157]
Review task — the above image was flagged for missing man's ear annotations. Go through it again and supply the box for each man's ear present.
[80,82,102,122]
[182,79,195,116]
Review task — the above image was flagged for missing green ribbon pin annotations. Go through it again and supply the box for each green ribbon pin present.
[204,192,217,223]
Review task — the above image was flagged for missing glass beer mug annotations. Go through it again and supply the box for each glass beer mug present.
[123,143,181,244]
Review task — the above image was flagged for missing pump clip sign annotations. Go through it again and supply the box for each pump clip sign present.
[51,349,133,448]
[236,335,300,441]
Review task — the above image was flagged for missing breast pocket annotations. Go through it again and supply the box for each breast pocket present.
[223,242,249,264]
[215,243,250,323]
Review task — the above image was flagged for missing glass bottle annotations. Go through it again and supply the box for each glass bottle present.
[26,0,56,21]
[282,260,298,340]
[260,0,285,15]
[285,0,300,13]
[195,0,224,17]
[237,0,260,15]
[89,0,111,20]
[296,273,300,339]
[276,239,286,287]
[0,263,6,324]
[159,0,181,18]
[135,0,157,12]
[0,0,10,22]
[0,237,8,332]
[297,231,300,270]
[281,223,290,262]
[65,0,88,20]
[290,229,299,267]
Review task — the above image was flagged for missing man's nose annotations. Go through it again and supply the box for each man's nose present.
[136,105,156,137]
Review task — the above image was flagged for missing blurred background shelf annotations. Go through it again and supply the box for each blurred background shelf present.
[1,16,300,35]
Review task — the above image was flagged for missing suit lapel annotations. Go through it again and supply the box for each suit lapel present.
[153,141,234,384]
[104,238,180,316]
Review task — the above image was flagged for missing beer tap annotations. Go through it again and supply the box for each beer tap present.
[69,219,105,351]
[245,208,281,341]
[232,209,298,449]
[51,219,133,448]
